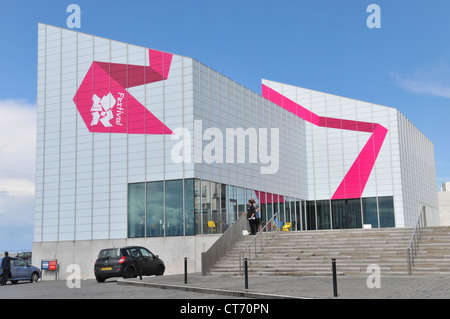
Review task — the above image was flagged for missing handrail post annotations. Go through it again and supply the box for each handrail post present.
[406,206,426,276]
[239,213,278,276]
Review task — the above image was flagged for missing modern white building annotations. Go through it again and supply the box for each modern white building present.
[33,24,439,279]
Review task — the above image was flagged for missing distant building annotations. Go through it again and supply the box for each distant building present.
[439,182,450,225]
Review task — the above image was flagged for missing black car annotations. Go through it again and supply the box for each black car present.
[94,246,165,283]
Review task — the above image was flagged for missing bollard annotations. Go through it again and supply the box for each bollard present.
[332,258,338,297]
[184,257,187,284]
[244,258,249,289]
[139,258,143,281]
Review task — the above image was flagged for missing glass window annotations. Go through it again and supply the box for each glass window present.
[146,181,164,237]
[237,187,246,216]
[128,183,145,238]
[202,180,211,234]
[301,200,306,230]
[273,194,279,220]
[362,197,378,228]
[220,184,228,231]
[165,179,183,236]
[279,195,285,224]
[331,199,362,229]
[379,196,395,228]
[184,179,195,236]
[194,179,202,235]
[266,193,273,221]
[228,186,237,226]
[259,191,267,225]
[211,182,221,233]
[306,201,316,230]
[295,199,301,231]
[316,200,331,230]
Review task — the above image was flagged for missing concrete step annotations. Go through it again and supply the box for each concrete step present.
[207,226,450,276]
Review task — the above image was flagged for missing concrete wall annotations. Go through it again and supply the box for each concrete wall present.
[439,191,450,226]
[32,235,220,281]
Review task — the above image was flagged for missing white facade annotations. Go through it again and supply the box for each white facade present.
[34,24,439,278]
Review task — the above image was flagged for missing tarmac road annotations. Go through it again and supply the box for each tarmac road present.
[0,278,246,299]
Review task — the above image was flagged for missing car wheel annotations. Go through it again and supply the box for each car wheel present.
[11,280,18,284]
[95,276,106,283]
[124,267,135,278]
[156,265,164,276]
[30,272,39,283]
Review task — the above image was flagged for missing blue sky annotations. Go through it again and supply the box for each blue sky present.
[1,0,450,251]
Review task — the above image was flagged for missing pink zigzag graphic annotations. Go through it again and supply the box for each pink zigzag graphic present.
[262,84,388,200]
[74,49,173,135]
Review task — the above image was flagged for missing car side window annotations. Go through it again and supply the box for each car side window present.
[16,259,28,267]
[140,248,154,259]
[128,248,141,258]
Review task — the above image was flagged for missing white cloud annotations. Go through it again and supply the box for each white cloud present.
[0,100,36,227]
[391,58,450,99]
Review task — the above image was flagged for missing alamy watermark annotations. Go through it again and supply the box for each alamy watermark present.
[66,4,81,29]
[366,264,381,289]
[66,264,81,288]
[171,120,280,175]
[366,4,381,29]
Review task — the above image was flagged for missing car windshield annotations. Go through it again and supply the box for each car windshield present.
[98,249,121,259]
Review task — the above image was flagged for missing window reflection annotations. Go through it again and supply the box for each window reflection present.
[147,181,164,237]
[127,178,396,238]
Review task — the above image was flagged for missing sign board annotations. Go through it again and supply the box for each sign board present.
[41,260,57,271]
[49,260,57,270]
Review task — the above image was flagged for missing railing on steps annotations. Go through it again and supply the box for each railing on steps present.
[239,213,280,275]
[201,213,248,276]
[407,206,426,275]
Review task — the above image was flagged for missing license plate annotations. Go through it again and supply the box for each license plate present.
[101,267,112,271]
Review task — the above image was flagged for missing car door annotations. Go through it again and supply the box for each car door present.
[139,248,158,275]
[9,260,18,279]
[16,259,30,280]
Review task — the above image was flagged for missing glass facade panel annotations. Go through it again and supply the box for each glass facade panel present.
[228,186,237,225]
[362,197,378,228]
[220,184,228,230]
[317,200,331,230]
[266,193,273,221]
[127,179,396,237]
[194,179,202,235]
[379,196,395,228]
[147,181,164,237]
[184,179,195,236]
[165,179,183,236]
[295,200,301,230]
[211,182,221,233]
[201,180,211,234]
[128,183,145,238]
[237,187,245,216]
[331,199,362,229]
[306,201,316,230]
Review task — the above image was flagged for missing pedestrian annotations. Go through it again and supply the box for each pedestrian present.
[1,252,17,286]
[250,199,261,231]
[247,200,257,235]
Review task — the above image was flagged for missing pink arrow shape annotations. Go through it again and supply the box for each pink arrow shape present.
[262,84,388,200]
[74,49,173,135]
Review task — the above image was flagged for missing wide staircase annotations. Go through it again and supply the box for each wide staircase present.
[207,226,450,276]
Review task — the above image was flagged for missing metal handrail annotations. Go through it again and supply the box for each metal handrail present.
[239,213,280,275]
[407,206,426,275]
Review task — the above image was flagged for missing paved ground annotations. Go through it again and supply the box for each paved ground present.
[119,273,450,299]
[2,273,450,299]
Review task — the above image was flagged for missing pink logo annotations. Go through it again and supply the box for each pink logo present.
[74,49,173,134]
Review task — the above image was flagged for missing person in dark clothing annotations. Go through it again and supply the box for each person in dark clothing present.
[247,200,257,235]
[1,252,17,285]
